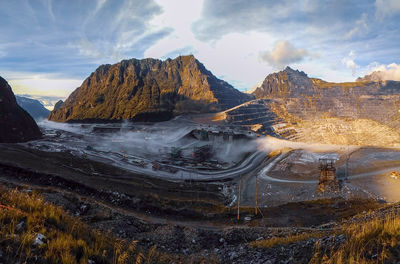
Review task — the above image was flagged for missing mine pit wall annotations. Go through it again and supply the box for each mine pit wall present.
[221,99,286,136]
[283,95,400,126]
[281,81,400,127]
[221,81,400,139]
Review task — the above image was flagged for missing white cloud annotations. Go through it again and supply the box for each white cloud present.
[345,13,368,39]
[342,51,359,75]
[259,41,309,68]
[43,0,55,21]
[375,0,400,20]
[95,0,108,14]
[144,0,204,58]
[76,38,105,59]
[363,62,400,81]
[70,0,167,63]
[74,38,123,62]
[3,72,82,97]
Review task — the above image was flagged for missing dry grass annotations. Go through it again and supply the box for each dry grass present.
[250,232,325,248]
[310,212,400,264]
[247,201,399,263]
[311,78,368,89]
[0,188,168,264]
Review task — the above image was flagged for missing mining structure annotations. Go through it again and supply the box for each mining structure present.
[317,158,340,192]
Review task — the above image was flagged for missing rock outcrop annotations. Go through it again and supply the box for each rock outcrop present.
[16,96,50,121]
[0,76,42,142]
[53,100,64,111]
[252,67,313,98]
[49,55,253,122]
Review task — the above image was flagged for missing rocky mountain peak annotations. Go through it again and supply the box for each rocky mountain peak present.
[252,67,312,98]
[283,66,308,78]
[49,55,253,122]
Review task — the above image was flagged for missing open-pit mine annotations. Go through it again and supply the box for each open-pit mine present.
[2,60,400,263]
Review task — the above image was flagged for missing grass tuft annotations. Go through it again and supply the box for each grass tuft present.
[310,212,400,263]
[250,232,325,248]
[0,188,157,263]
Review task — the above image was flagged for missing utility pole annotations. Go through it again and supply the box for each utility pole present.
[255,173,258,215]
[237,176,241,221]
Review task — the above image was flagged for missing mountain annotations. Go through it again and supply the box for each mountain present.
[252,66,314,98]
[49,55,253,122]
[0,76,42,142]
[217,67,400,146]
[15,95,50,121]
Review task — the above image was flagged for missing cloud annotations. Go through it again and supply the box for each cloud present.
[0,0,169,64]
[0,0,399,97]
[364,63,400,81]
[375,0,400,20]
[76,38,107,59]
[0,0,172,97]
[259,41,309,68]
[192,0,372,41]
[3,71,82,97]
[345,13,368,39]
[74,0,170,62]
[44,0,56,21]
[342,51,359,75]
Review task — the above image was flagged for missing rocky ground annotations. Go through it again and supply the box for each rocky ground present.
[0,158,391,263]
[0,136,399,263]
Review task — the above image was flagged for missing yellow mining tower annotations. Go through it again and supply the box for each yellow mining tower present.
[317,158,340,192]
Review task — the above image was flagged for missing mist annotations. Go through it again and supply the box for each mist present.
[256,136,359,153]
[38,120,259,165]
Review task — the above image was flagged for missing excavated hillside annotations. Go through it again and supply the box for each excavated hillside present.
[49,55,253,122]
[0,76,42,142]
[219,67,400,146]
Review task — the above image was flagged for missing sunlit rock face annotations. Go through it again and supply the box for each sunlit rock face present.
[49,55,253,122]
[0,76,42,143]
[53,100,64,111]
[219,67,400,146]
[252,67,313,98]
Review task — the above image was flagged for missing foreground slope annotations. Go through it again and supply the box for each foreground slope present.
[0,76,41,142]
[49,55,253,122]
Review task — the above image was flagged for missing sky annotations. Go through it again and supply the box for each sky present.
[0,0,400,103]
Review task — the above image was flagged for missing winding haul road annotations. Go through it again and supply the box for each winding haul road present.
[86,149,268,182]
[31,122,400,186]
[32,121,268,182]
[258,153,400,184]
